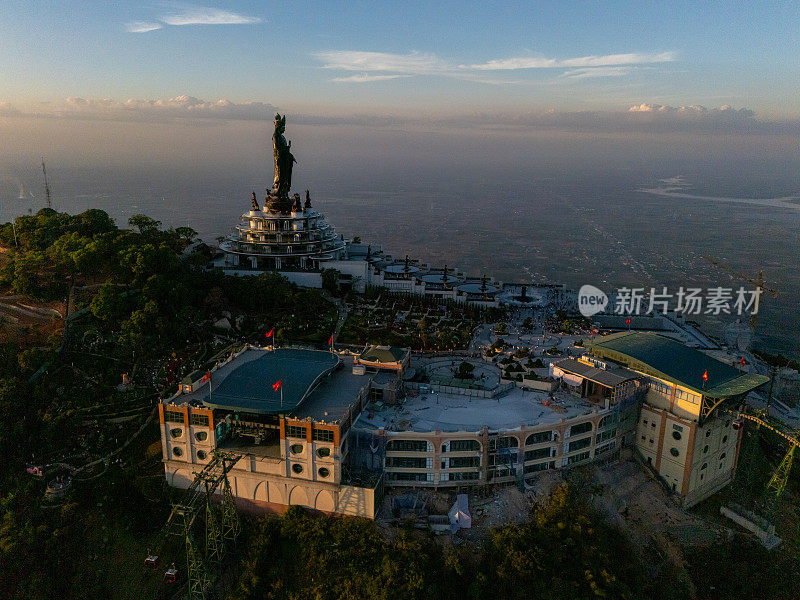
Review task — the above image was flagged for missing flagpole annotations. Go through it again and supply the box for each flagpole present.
[280,384,283,409]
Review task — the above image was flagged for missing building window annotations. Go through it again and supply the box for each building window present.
[598,414,618,430]
[720,452,726,460]
[387,439,429,452]
[701,463,707,470]
[670,447,680,457]
[595,440,616,456]
[290,443,304,455]
[190,414,209,427]
[313,428,335,443]
[447,439,480,452]
[197,450,207,460]
[286,425,307,439]
[525,447,553,461]
[567,451,590,465]
[568,437,591,453]
[318,467,330,478]
[706,429,712,437]
[722,435,728,444]
[524,461,555,474]
[449,456,480,468]
[317,447,331,458]
[195,431,208,442]
[526,431,554,445]
[172,447,183,457]
[596,428,617,444]
[704,445,709,454]
[490,436,519,450]
[448,471,479,481]
[569,422,593,437]
[165,410,183,423]
[389,472,429,482]
[672,431,682,441]
[292,464,304,474]
[386,456,427,469]
[641,435,646,441]
[673,424,684,432]
[170,428,183,439]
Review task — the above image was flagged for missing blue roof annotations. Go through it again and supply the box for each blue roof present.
[203,348,340,414]
[590,332,768,398]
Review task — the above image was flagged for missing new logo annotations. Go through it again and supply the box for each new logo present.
[578,285,608,317]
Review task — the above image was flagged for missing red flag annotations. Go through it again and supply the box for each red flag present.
[265,329,274,338]
[328,334,334,345]
[200,371,211,383]
[625,317,631,325]
[272,379,282,391]
[740,357,746,366]
[591,329,596,338]
[702,370,709,382]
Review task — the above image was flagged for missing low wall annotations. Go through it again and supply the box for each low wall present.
[405,380,514,399]
[720,506,782,549]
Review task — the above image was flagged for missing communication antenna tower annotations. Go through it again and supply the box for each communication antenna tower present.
[41,157,52,209]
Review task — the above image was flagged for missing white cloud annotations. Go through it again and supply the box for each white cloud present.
[561,67,632,79]
[126,21,162,33]
[316,51,447,75]
[126,5,261,33]
[160,7,261,26]
[314,49,675,84]
[331,74,410,83]
[54,95,277,122]
[469,51,675,71]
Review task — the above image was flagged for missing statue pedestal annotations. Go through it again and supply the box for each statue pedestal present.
[267,196,293,214]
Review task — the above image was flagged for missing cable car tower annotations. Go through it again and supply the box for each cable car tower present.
[729,410,799,500]
[41,157,52,209]
[144,449,242,600]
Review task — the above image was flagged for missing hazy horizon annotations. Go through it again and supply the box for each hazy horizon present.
[1,114,798,357]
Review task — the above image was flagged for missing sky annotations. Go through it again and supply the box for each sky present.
[1,1,799,118]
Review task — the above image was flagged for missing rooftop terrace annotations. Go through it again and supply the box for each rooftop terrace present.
[354,386,600,434]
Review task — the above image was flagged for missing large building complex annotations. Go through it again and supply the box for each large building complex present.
[159,332,766,515]
[170,116,770,517]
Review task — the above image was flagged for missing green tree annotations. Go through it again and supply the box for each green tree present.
[456,361,475,379]
[127,214,161,235]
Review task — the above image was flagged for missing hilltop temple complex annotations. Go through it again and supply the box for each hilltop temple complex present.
[159,116,772,518]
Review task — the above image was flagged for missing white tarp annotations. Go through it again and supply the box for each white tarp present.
[448,494,471,533]
[562,373,584,387]
[550,365,583,387]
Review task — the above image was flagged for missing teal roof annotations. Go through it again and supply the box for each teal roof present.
[358,346,408,364]
[203,349,339,414]
[590,332,768,399]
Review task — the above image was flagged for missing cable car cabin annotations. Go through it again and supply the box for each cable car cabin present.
[164,565,178,583]
[144,554,159,569]
[732,419,743,431]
